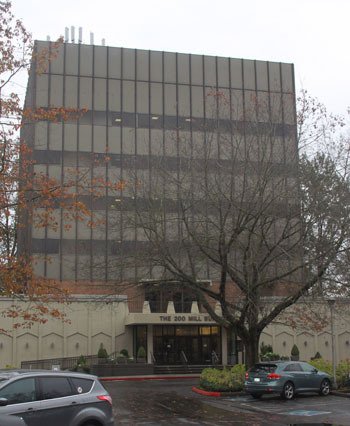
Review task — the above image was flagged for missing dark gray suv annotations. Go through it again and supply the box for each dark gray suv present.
[0,370,114,426]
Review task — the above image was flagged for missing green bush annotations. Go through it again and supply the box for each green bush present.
[137,346,146,358]
[97,344,108,359]
[291,344,300,357]
[199,365,246,392]
[336,359,350,388]
[120,348,129,357]
[260,342,273,356]
[262,352,280,361]
[312,351,322,360]
[231,364,246,386]
[309,358,332,376]
[77,355,87,365]
[72,355,90,373]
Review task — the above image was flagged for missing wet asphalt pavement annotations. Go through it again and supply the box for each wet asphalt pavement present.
[103,378,350,425]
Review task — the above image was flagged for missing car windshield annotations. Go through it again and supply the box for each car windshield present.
[250,364,277,373]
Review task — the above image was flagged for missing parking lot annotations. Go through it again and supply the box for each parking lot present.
[103,378,350,425]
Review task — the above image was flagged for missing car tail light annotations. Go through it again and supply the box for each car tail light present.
[267,373,281,380]
[245,372,249,379]
[97,395,112,405]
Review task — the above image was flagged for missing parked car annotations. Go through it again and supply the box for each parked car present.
[0,413,27,425]
[244,361,332,400]
[0,369,115,426]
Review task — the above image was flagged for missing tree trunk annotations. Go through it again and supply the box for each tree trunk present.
[242,329,260,368]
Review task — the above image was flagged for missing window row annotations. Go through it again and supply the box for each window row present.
[35,75,295,123]
[38,41,294,92]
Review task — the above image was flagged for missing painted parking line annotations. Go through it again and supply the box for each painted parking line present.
[282,410,332,416]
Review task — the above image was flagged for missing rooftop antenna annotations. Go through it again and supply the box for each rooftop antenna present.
[90,32,94,45]
[64,27,69,42]
[78,27,83,43]
[101,38,105,46]
[71,26,75,43]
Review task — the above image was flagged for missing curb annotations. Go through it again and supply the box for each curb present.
[191,386,244,397]
[331,390,350,398]
[100,375,200,382]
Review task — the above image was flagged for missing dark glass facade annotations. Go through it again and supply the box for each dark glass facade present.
[20,41,296,285]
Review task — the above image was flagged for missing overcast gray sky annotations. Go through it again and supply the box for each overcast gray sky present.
[12,0,350,116]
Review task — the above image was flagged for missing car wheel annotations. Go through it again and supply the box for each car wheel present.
[251,393,262,399]
[281,381,295,400]
[319,379,331,396]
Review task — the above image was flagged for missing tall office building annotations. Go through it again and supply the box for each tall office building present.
[18,39,297,364]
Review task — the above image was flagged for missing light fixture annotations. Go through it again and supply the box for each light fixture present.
[325,341,329,346]
[75,342,80,349]
[0,342,3,349]
[114,198,121,202]
[115,118,122,122]
[50,342,55,349]
[151,116,159,120]
[25,342,29,349]
[185,118,192,122]
[304,341,307,347]
[282,341,286,347]
[346,340,350,346]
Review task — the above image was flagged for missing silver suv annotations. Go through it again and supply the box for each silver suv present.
[0,370,114,426]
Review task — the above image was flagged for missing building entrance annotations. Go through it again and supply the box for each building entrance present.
[153,325,221,365]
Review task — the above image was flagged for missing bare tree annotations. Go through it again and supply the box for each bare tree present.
[117,91,350,367]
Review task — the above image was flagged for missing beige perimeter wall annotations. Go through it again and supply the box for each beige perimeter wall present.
[0,297,349,367]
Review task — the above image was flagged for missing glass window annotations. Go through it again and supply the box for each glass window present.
[281,63,294,93]
[50,43,64,74]
[256,61,268,91]
[217,57,229,88]
[0,378,36,404]
[230,58,242,89]
[164,52,176,83]
[122,48,135,80]
[178,85,190,116]
[164,84,177,115]
[50,75,63,107]
[301,363,317,373]
[122,81,135,112]
[243,60,255,90]
[65,44,78,75]
[204,56,216,87]
[108,47,122,79]
[94,78,107,110]
[70,378,94,394]
[137,49,149,81]
[94,46,107,78]
[177,53,190,84]
[284,363,302,372]
[80,45,93,77]
[39,377,74,400]
[109,80,121,112]
[137,82,149,113]
[269,62,281,92]
[150,51,163,82]
[65,76,78,108]
[79,77,92,109]
[36,74,49,107]
[191,54,203,85]
[150,83,163,115]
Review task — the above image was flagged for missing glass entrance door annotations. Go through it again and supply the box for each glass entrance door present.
[153,325,221,365]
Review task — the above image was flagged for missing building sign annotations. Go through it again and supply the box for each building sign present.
[159,314,212,322]
[125,312,216,325]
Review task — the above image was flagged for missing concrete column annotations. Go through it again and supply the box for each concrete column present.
[147,325,153,364]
